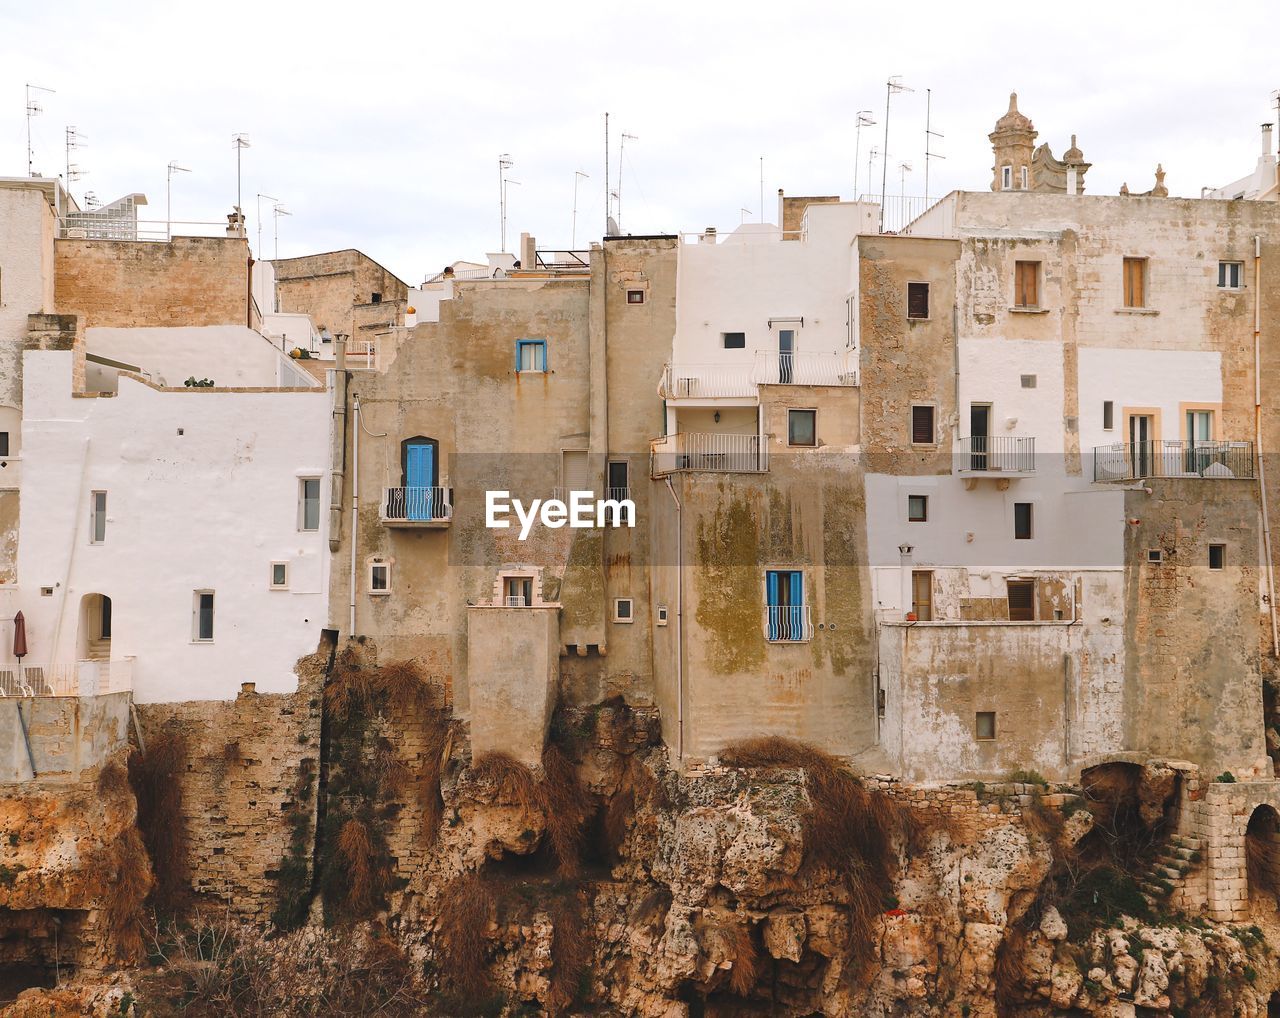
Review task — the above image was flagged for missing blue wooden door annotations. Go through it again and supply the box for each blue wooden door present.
[405,442,435,520]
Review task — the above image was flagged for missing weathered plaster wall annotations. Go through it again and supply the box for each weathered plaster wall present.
[55,236,253,330]
[0,691,129,783]
[0,182,56,412]
[466,606,558,767]
[272,249,407,343]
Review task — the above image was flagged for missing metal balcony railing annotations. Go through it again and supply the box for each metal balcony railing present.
[660,363,757,399]
[752,350,859,387]
[765,605,813,642]
[0,658,133,697]
[955,436,1036,474]
[349,339,381,371]
[504,595,529,607]
[651,433,768,475]
[380,486,453,523]
[1093,441,1255,482]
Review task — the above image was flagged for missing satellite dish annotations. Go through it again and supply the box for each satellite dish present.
[606,216,620,237]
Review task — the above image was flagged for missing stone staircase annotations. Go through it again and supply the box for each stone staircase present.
[1138,833,1203,907]
[86,638,110,662]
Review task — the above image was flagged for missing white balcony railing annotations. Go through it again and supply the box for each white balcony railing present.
[660,352,859,398]
[380,486,453,524]
[955,436,1036,474]
[504,595,529,607]
[752,350,858,387]
[1093,441,1255,482]
[651,433,769,475]
[765,605,813,642]
[349,339,381,371]
[0,658,133,697]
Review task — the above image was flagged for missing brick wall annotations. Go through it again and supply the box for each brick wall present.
[55,236,252,329]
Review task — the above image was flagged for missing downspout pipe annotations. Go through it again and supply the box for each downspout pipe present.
[1254,235,1279,657]
[349,395,361,638]
[664,476,683,762]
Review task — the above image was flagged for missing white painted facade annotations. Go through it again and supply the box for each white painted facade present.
[15,348,331,702]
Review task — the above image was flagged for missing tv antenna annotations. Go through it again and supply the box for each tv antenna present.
[879,76,913,231]
[272,203,292,260]
[616,131,638,231]
[498,153,514,251]
[571,170,589,248]
[256,193,278,259]
[898,161,912,201]
[25,83,55,177]
[64,126,87,187]
[853,111,875,198]
[166,161,191,241]
[924,88,946,204]
[231,133,250,212]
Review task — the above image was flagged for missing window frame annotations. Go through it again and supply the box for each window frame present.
[910,404,936,446]
[1013,502,1034,540]
[0,432,10,457]
[976,711,997,741]
[906,281,930,320]
[911,569,933,621]
[613,597,634,623]
[1122,257,1147,309]
[90,490,107,545]
[1014,260,1040,308]
[1218,261,1244,289]
[369,560,392,595]
[1001,165,1012,190]
[1019,166,1028,190]
[1006,579,1035,622]
[1103,400,1115,431]
[626,289,646,305]
[1209,543,1225,570]
[907,494,928,523]
[722,331,746,349]
[787,408,817,447]
[515,338,548,373]
[270,561,289,590]
[192,590,215,643]
[298,476,321,532]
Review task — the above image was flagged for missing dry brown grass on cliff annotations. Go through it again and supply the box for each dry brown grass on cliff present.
[324,652,435,722]
[127,729,190,918]
[336,818,376,917]
[438,872,497,996]
[695,915,760,997]
[547,891,592,1013]
[102,825,152,962]
[540,744,595,877]
[420,709,452,843]
[95,760,130,798]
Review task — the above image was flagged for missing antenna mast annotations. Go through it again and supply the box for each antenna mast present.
[759,156,764,222]
[64,125,86,204]
[25,83,55,178]
[879,76,913,232]
[924,88,946,205]
[617,131,637,232]
[604,112,609,234]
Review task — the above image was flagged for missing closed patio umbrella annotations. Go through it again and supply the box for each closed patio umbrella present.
[12,611,27,662]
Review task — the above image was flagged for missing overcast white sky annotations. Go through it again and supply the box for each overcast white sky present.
[3,1,1278,283]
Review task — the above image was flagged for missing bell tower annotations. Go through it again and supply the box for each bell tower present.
[989,92,1037,191]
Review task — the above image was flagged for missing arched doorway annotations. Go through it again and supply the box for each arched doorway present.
[76,594,111,662]
[1245,804,1280,906]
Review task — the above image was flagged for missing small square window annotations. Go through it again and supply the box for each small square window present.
[371,292,382,304]
[270,562,289,589]
[976,711,996,741]
[369,561,391,595]
[1103,400,1115,430]
[1209,544,1225,570]
[911,405,935,445]
[722,332,746,349]
[1148,549,1163,564]
[907,282,930,320]
[788,409,817,447]
[656,605,669,626]
[907,494,928,522]
[515,339,548,372]
[1218,261,1243,289]
[614,598,633,622]
[626,289,645,304]
[1020,374,1037,389]
[1014,502,1033,540]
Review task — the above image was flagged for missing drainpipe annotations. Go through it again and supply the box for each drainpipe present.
[328,339,348,555]
[349,395,361,638]
[1254,235,1279,657]
[664,476,683,761]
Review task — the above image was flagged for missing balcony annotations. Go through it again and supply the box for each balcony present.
[765,604,813,643]
[380,486,453,527]
[651,432,768,476]
[955,436,1036,477]
[1093,441,1255,482]
[0,658,133,697]
[659,351,859,399]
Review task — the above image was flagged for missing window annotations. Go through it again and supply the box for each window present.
[1007,580,1034,621]
[911,570,933,621]
[299,477,321,532]
[1015,260,1039,308]
[788,409,816,447]
[1103,400,1115,431]
[1123,257,1147,308]
[90,491,107,544]
[907,282,930,320]
[1218,261,1243,289]
[1020,374,1037,388]
[371,292,382,304]
[270,562,289,589]
[1019,166,1028,190]
[369,561,391,595]
[1209,544,1225,570]
[657,604,669,626]
[976,711,996,741]
[0,432,9,457]
[515,339,548,372]
[614,598,633,622]
[1148,549,1163,564]
[765,570,807,641]
[722,332,746,349]
[1001,166,1012,190]
[193,591,215,642]
[504,576,532,606]
[907,494,928,522]
[626,289,645,304]
[911,405,935,445]
[1014,502,1033,540]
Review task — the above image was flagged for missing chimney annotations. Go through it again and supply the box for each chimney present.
[519,232,536,269]
[443,265,455,278]
[335,333,347,372]
[1264,123,1275,157]
[701,227,717,245]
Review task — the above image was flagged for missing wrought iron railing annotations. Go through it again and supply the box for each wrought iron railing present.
[0,658,133,697]
[955,436,1036,474]
[1093,441,1255,482]
[380,486,453,523]
[765,605,813,642]
[651,433,768,475]
[752,350,858,387]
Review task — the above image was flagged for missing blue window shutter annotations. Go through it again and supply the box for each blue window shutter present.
[790,571,803,605]
[515,340,522,371]
[766,570,780,607]
[538,341,547,371]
